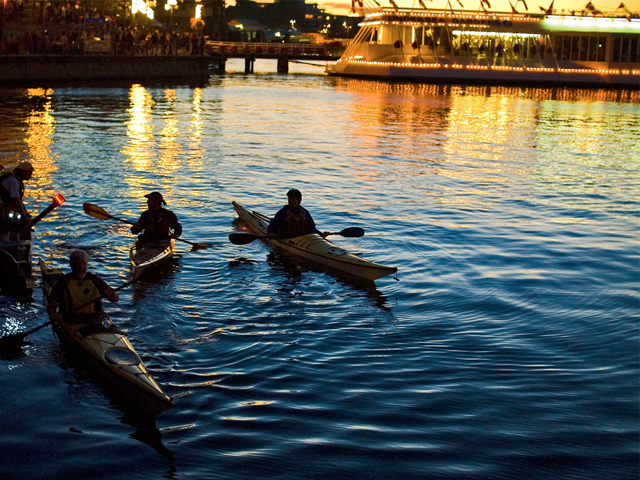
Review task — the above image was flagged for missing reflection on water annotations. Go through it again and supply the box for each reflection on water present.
[123,411,175,464]
[335,78,640,104]
[25,89,57,202]
[158,89,182,177]
[265,250,394,313]
[123,85,155,172]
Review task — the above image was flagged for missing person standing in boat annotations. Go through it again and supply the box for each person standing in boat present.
[267,189,327,239]
[0,161,35,242]
[47,250,120,324]
[131,191,183,242]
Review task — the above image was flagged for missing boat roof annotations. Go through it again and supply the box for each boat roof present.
[357,7,640,34]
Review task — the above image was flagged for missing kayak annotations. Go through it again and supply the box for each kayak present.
[129,237,175,279]
[232,201,397,282]
[39,259,174,415]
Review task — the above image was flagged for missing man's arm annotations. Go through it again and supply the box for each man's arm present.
[90,273,120,303]
[46,277,67,323]
[169,211,183,237]
[130,212,146,234]
[267,207,286,235]
[304,208,320,234]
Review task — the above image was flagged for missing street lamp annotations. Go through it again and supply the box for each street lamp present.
[343,21,351,39]
[290,19,296,30]
[165,0,177,54]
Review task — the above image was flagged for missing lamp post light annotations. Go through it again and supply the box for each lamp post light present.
[290,19,295,30]
[343,21,351,39]
[165,0,177,54]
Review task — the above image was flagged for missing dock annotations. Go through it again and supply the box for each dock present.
[206,41,341,73]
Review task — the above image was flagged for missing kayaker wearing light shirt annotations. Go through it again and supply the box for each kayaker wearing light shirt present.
[47,250,120,324]
[131,191,183,242]
[267,189,328,239]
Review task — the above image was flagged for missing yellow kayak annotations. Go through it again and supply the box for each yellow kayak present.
[232,201,397,282]
[39,259,174,415]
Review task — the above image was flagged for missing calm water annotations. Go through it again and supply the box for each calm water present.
[1,61,638,480]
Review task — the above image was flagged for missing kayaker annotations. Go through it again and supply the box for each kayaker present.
[46,250,120,324]
[267,189,327,239]
[0,161,35,242]
[131,191,183,242]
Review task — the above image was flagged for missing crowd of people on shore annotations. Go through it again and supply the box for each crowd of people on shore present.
[0,27,206,55]
[1,0,205,55]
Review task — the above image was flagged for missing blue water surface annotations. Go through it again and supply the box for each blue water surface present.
[0,64,638,479]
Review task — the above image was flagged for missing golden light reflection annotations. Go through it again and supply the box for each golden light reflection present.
[24,88,58,208]
[340,78,542,211]
[158,89,182,178]
[188,88,205,173]
[122,85,177,207]
[122,84,155,172]
[338,78,640,217]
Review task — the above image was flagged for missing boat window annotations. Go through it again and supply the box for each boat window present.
[631,38,639,63]
[555,34,611,63]
[561,36,571,60]
[414,27,424,47]
[612,36,638,63]
[590,37,606,62]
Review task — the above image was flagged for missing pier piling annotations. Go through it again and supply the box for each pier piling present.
[277,58,289,74]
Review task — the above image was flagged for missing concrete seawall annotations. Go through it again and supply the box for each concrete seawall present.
[0,55,212,83]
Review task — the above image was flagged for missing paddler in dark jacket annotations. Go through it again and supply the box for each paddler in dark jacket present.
[47,250,120,324]
[267,189,327,239]
[131,191,183,242]
[0,161,35,241]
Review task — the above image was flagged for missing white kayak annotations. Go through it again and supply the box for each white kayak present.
[232,201,397,282]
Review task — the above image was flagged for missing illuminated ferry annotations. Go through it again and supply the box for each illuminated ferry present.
[327,4,640,88]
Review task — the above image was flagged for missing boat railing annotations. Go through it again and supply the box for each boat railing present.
[205,41,329,57]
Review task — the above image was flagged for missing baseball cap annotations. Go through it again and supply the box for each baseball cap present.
[145,191,166,205]
[17,161,34,172]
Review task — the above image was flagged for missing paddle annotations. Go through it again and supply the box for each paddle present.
[229,227,365,245]
[0,279,135,353]
[82,203,211,251]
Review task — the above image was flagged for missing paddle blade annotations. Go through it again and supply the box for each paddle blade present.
[338,227,365,238]
[229,232,260,245]
[189,242,212,251]
[83,203,111,220]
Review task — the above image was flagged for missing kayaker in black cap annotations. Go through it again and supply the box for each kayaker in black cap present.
[267,189,327,239]
[131,191,183,242]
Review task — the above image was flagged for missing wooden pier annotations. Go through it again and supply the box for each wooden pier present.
[206,41,342,73]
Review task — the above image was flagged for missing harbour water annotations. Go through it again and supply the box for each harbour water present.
[0,60,638,479]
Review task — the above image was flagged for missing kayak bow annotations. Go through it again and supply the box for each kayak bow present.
[129,237,175,279]
[40,259,174,415]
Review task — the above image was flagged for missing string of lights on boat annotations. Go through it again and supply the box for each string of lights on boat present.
[339,57,639,76]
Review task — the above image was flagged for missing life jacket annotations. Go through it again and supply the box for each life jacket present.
[59,274,103,316]
[140,208,172,239]
[281,206,308,237]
